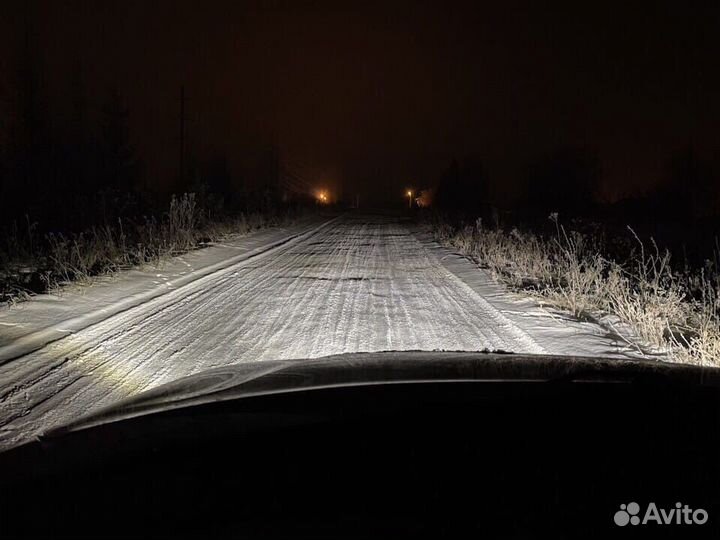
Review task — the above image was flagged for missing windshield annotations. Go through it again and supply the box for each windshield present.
[0,1,718,454]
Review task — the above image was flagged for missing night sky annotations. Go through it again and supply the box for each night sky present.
[2,1,719,203]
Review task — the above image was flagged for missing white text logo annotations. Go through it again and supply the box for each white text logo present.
[614,502,708,527]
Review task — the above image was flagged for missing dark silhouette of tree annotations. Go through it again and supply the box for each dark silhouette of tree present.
[1,8,53,227]
[0,76,7,210]
[43,58,96,229]
[95,87,140,223]
[204,156,232,198]
[660,148,718,219]
[522,147,600,218]
[256,144,280,213]
[434,157,489,220]
[99,87,138,194]
[189,155,235,217]
[66,59,92,194]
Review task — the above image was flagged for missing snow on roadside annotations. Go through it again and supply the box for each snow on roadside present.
[414,227,665,361]
[0,216,335,364]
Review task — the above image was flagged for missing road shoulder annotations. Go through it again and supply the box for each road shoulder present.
[412,226,654,360]
[0,216,336,364]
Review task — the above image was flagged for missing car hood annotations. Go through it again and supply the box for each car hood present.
[48,351,720,437]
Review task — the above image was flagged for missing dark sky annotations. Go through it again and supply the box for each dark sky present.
[3,0,720,202]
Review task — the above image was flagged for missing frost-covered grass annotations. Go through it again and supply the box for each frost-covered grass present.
[433,215,720,366]
[0,193,301,303]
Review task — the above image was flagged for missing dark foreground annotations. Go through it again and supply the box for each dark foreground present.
[1,352,718,539]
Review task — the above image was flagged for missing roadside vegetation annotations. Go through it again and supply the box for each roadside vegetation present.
[431,214,720,366]
[0,193,306,304]
[0,66,318,305]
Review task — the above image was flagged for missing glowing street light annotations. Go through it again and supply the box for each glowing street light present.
[406,189,414,208]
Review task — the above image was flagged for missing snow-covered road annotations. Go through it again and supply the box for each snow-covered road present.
[0,213,642,449]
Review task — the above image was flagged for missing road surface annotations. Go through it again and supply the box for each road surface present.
[0,213,638,449]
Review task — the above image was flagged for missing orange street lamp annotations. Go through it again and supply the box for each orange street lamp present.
[406,190,413,208]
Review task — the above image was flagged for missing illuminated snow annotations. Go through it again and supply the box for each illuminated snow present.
[0,214,649,450]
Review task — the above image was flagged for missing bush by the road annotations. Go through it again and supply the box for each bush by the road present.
[0,193,304,304]
[432,214,720,366]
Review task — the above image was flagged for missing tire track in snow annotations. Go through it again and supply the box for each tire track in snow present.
[1,213,549,449]
[0,218,341,430]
